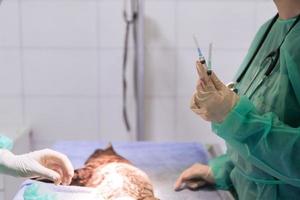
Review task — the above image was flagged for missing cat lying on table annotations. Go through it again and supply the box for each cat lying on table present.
[36,144,159,200]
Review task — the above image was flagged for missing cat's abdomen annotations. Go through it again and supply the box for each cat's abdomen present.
[91,162,155,200]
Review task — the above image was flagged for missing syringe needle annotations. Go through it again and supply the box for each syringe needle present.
[208,42,213,73]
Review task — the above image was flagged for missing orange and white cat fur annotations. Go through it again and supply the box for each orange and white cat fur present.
[70,144,159,200]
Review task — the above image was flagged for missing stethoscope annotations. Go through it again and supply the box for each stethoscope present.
[230,14,300,98]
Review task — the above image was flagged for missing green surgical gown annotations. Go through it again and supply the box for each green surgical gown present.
[209,16,300,199]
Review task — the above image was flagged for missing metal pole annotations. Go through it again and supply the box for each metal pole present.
[136,0,145,141]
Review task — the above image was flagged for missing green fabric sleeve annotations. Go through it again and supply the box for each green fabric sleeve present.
[212,94,300,187]
[209,154,234,190]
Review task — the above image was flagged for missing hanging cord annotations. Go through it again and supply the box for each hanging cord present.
[122,0,139,132]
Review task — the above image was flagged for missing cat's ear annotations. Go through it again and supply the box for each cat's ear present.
[106,142,114,151]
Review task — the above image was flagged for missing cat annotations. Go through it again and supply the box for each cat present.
[36,144,159,200]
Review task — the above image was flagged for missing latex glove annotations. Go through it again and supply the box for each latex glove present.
[174,163,214,191]
[190,61,239,123]
[0,149,74,185]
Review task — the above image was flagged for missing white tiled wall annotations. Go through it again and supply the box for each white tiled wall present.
[99,49,124,96]
[21,0,98,48]
[0,0,20,47]
[0,0,276,148]
[144,0,176,49]
[23,49,99,96]
[99,0,126,48]
[25,97,99,141]
[0,50,22,96]
[145,97,176,141]
[0,97,23,131]
[145,48,176,97]
[99,97,136,141]
[176,1,257,49]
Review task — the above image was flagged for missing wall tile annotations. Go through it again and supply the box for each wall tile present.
[25,97,99,142]
[0,0,19,47]
[23,49,98,96]
[0,97,23,134]
[99,97,135,141]
[21,0,98,47]
[99,0,126,48]
[144,97,175,141]
[177,1,256,49]
[176,49,198,97]
[144,0,176,48]
[99,48,136,97]
[0,50,22,96]
[145,48,176,97]
[99,49,122,96]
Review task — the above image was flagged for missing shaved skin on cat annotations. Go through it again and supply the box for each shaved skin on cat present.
[35,144,159,200]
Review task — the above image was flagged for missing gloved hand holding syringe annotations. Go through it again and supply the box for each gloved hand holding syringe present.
[191,35,239,123]
[193,35,213,76]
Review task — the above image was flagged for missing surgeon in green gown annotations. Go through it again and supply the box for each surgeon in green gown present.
[174,0,300,199]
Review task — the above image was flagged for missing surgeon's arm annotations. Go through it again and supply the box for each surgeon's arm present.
[212,50,300,187]
[209,153,234,190]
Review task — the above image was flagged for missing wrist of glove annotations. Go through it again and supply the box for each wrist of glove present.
[0,149,74,185]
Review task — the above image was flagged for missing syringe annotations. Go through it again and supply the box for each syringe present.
[208,42,213,74]
[193,36,212,76]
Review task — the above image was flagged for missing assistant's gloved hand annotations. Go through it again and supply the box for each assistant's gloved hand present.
[0,149,74,185]
[174,163,214,191]
[190,61,239,123]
